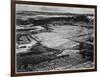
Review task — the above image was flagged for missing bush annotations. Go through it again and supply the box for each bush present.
[16,19,30,25]
[79,42,93,61]
[73,15,89,23]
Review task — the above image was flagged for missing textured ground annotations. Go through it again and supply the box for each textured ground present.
[16,15,94,72]
[17,52,94,72]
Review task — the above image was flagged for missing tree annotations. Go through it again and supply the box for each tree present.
[73,15,89,23]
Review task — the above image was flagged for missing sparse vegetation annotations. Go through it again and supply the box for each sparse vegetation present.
[73,15,90,23]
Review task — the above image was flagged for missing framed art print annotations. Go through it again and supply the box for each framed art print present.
[11,0,97,77]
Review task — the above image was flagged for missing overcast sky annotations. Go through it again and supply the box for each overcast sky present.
[16,4,95,14]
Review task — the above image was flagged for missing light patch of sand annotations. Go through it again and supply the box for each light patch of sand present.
[36,33,70,48]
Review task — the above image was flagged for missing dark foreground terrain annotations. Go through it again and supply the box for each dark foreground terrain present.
[17,53,93,72]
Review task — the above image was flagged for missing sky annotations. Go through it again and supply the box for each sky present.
[16,4,95,14]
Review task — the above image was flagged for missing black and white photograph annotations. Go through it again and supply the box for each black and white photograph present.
[12,1,96,75]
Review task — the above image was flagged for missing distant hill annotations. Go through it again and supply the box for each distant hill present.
[16,11,94,16]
